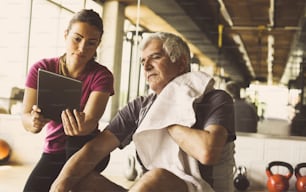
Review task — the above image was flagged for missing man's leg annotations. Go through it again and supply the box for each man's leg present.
[129,168,188,192]
[72,171,127,192]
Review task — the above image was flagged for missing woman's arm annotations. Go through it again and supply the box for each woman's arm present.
[62,91,110,136]
[21,87,50,133]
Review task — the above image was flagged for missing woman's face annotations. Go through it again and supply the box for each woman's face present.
[64,22,101,67]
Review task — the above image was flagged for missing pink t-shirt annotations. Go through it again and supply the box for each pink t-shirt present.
[25,57,114,153]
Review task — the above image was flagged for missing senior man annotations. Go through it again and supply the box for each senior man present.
[50,32,236,192]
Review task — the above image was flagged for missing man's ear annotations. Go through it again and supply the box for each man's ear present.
[179,56,188,72]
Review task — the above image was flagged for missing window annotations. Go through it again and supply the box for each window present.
[0,0,29,98]
[0,0,103,113]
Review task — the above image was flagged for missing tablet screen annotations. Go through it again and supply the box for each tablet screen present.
[37,68,82,122]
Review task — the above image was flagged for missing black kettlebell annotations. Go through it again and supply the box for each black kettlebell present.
[124,155,138,181]
[234,165,250,191]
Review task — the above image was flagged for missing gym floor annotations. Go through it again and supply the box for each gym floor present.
[0,163,135,192]
[0,164,32,192]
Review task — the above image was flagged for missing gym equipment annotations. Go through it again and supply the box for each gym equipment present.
[295,163,306,192]
[266,161,293,192]
[233,165,250,191]
[0,139,11,164]
[124,155,138,181]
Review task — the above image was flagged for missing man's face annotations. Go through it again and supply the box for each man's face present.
[141,39,185,94]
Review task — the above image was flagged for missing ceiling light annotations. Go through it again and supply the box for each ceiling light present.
[232,34,255,77]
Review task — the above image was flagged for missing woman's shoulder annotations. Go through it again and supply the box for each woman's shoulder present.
[31,57,60,72]
[88,61,113,76]
[90,60,111,71]
[26,57,60,88]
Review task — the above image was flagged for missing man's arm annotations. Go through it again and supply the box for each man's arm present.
[50,129,120,192]
[168,90,234,165]
[167,124,228,165]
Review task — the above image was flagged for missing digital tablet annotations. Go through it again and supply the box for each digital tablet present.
[37,68,82,122]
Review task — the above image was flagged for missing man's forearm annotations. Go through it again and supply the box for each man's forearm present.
[167,124,228,165]
[51,146,97,191]
[51,129,121,191]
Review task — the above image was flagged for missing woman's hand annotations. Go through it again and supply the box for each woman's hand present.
[30,105,50,133]
[61,109,87,136]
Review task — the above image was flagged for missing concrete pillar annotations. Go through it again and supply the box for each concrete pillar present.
[99,1,125,120]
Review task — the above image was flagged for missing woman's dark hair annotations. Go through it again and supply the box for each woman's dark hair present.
[67,9,103,37]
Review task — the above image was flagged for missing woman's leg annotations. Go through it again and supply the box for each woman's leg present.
[23,153,65,192]
[65,134,110,172]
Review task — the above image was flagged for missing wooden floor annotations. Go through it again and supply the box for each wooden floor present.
[0,164,32,192]
[0,164,135,192]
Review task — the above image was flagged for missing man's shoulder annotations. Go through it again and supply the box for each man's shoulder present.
[133,93,156,103]
[207,89,229,96]
[201,89,233,103]
[125,93,156,110]
[235,99,256,109]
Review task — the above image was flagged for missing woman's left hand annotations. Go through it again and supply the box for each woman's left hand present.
[61,109,86,136]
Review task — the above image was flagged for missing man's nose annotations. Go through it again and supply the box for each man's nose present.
[142,58,152,70]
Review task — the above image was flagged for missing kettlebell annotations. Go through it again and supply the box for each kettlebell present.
[124,155,138,181]
[0,139,11,164]
[295,162,306,192]
[266,161,293,192]
[233,165,250,191]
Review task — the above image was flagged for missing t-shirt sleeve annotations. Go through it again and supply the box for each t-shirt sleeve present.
[105,97,143,148]
[91,66,114,96]
[25,58,58,89]
[25,65,39,89]
[196,90,236,141]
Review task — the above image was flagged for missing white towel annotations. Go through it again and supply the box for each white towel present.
[133,71,215,192]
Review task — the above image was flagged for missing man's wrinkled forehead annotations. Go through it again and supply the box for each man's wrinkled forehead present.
[141,39,164,57]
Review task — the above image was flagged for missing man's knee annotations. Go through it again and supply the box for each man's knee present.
[130,168,188,192]
[142,168,174,180]
[73,172,127,192]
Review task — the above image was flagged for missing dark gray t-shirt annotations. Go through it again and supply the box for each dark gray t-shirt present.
[106,89,236,191]
[234,99,258,133]
[106,89,235,146]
